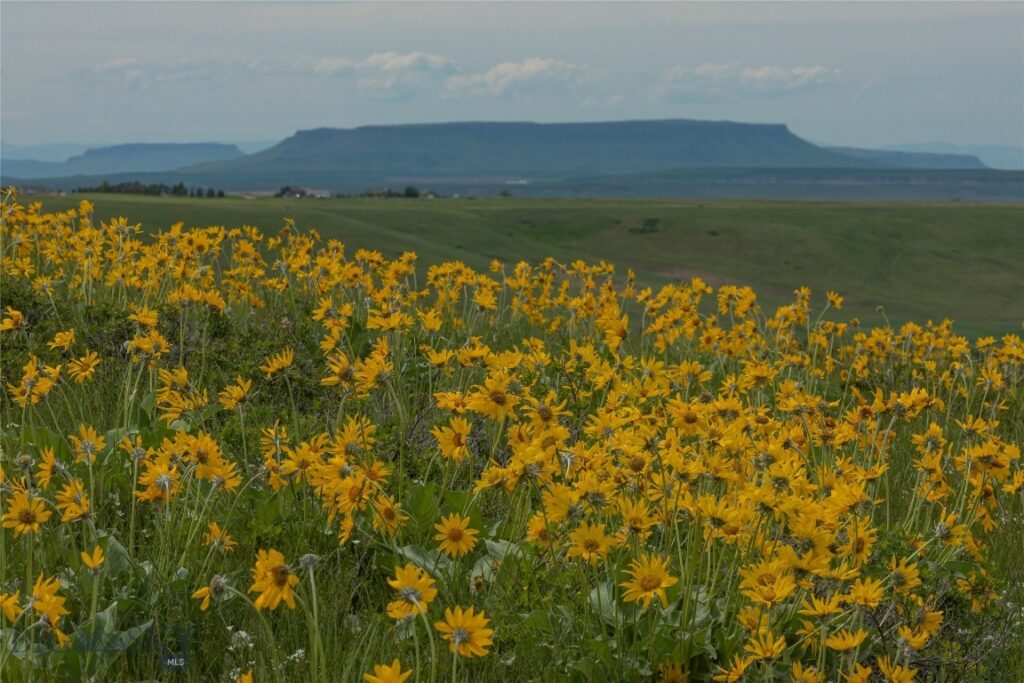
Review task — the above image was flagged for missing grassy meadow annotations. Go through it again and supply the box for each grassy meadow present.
[2,190,1023,682]
[26,193,1024,338]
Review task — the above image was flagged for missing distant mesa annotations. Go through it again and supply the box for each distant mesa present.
[180,119,877,185]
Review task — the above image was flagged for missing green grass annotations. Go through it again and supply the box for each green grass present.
[31,193,1024,337]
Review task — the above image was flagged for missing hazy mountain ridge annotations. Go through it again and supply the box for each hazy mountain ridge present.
[1,142,95,162]
[825,146,987,170]
[3,120,1020,201]
[1,143,244,179]
[880,143,1024,171]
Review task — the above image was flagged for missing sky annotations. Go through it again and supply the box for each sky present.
[2,1,1022,149]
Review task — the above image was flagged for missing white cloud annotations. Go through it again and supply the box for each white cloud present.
[284,51,458,98]
[444,57,595,97]
[305,51,454,76]
[82,57,232,90]
[296,53,599,100]
[363,51,455,74]
[81,52,457,97]
[653,62,844,102]
[78,53,596,101]
[306,57,356,75]
[353,52,457,97]
[582,94,624,109]
[96,57,141,72]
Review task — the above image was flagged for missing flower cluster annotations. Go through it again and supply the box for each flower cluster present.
[1,191,1021,681]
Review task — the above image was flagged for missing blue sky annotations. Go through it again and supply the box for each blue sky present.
[2,1,1022,148]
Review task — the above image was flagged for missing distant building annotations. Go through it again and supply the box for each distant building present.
[276,186,308,198]
[362,187,403,199]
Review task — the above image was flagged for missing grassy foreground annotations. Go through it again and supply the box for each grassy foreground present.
[1,192,1023,682]
[26,193,1024,338]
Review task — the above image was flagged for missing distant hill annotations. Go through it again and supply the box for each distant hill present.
[826,146,987,170]
[1,143,244,179]
[179,119,878,186]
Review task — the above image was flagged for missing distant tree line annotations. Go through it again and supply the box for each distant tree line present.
[74,181,225,197]
[357,186,438,199]
[170,183,226,198]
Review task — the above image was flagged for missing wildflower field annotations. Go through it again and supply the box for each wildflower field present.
[1,190,1022,682]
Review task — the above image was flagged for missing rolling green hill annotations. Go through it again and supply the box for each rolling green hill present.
[26,193,1024,337]
[539,167,1024,202]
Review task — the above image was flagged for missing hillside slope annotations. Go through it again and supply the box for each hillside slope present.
[541,167,1024,202]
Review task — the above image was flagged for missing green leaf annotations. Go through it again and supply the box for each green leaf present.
[936,559,975,578]
[406,482,440,536]
[104,428,131,454]
[395,544,451,575]
[484,539,522,563]
[138,390,156,427]
[172,567,190,587]
[588,580,622,628]
[584,636,617,670]
[102,535,134,580]
[63,603,153,681]
[140,423,174,448]
[441,489,486,531]
[518,608,552,632]
[470,555,495,583]
[24,426,73,461]
[2,626,50,666]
